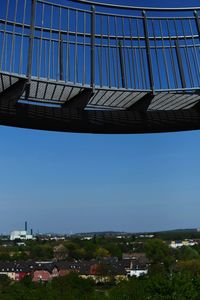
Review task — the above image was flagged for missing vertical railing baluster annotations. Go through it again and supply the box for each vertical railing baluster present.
[26,0,36,98]
[142,11,154,94]
[91,5,95,93]
[66,9,70,82]
[10,0,18,73]
[52,40,54,79]
[194,10,200,87]
[181,19,194,87]
[0,0,9,72]
[122,16,128,89]
[58,6,62,81]
[159,20,170,89]
[74,10,78,84]
[38,3,44,79]
[114,16,120,88]
[152,19,162,89]
[48,6,53,80]
[19,0,27,75]
[134,19,140,89]
[100,15,103,87]
[175,40,186,89]
[166,19,178,88]
[107,16,111,88]
[59,33,64,81]
[27,0,36,83]
[118,40,125,88]
[136,18,145,89]
[83,12,86,85]
[189,18,200,86]
[194,10,200,36]
[194,11,200,86]
[129,18,137,89]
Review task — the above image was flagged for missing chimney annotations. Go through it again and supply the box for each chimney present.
[25,221,27,232]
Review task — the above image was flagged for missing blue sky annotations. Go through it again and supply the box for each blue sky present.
[0,0,200,234]
[1,127,200,234]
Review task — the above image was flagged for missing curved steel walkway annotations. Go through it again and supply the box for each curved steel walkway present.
[0,0,200,133]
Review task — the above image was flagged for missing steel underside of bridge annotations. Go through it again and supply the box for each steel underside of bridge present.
[0,0,200,133]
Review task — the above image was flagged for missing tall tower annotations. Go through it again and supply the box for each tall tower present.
[25,221,27,232]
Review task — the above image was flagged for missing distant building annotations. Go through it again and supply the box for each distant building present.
[138,234,154,238]
[81,236,93,240]
[128,268,148,277]
[122,252,147,260]
[32,263,59,282]
[0,262,32,281]
[123,259,148,278]
[10,231,33,241]
[170,240,197,248]
[10,221,34,241]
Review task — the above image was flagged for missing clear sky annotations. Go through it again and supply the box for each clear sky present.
[0,0,200,235]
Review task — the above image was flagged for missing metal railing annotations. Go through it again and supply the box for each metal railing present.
[0,0,200,93]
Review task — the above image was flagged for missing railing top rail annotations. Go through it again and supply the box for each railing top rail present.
[70,0,200,11]
[37,0,92,13]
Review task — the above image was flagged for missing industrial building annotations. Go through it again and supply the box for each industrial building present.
[10,222,34,241]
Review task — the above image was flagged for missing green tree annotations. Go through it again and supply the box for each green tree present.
[0,275,11,293]
[147,273,198,300]
[95,247,110,258]
[51,273,95,299]
[176,246,199,261]
[109,277,147,300]
[175,259,200,275]
[145,239,173,271]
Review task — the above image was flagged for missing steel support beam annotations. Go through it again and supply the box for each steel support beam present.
[193,100,200,110]
[0,79,28,104]
[127,92,154,112]
[62,88,93,109]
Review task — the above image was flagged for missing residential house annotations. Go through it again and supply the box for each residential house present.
[126,260,149,277]
[170,240,198,249]
[0,262,32,281]
[32,262,59,282]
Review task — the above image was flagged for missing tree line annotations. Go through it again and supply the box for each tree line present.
[0,271,200,300]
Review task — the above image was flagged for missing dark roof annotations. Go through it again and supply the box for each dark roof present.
[0,261,57,273]
[0,259,149,275]
[0,262,32,273]
[34,262,58,273]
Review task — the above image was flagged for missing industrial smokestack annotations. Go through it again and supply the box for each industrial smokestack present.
[25,221,27,232]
